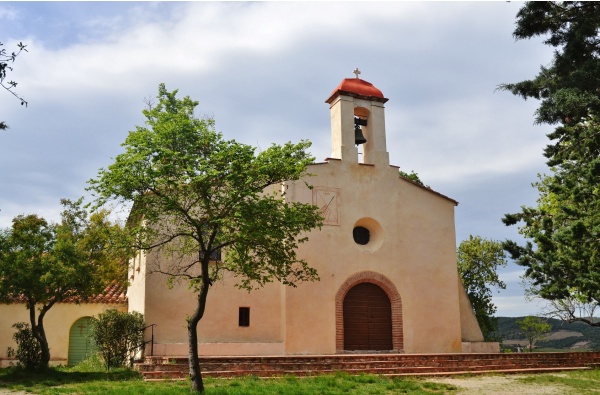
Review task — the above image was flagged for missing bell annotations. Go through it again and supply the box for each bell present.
[354,124,367,145]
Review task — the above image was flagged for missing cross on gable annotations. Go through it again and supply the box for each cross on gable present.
[353,68,361,79]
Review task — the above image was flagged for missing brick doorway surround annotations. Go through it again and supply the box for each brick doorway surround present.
[335,271,404,352]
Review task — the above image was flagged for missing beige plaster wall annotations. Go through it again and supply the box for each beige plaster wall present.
[0,302,126,364]
[133,88,483,356]
[458,277,485,342]
[283,159,463,354]
[127,250,147,316]
[137,157,468,355]
[139,258,285,356]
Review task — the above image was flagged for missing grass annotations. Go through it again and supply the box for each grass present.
[0,367,455,395]
[4,364,600,395]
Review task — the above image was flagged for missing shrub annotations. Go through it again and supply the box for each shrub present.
[90,309,145,370]
[11,322,43,370]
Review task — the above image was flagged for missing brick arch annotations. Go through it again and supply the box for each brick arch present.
[335,271,403,352]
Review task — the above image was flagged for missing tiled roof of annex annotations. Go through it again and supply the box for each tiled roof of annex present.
[11,280,127,304]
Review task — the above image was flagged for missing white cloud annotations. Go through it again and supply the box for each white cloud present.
[0,6,18,21]
[0,0,558,305]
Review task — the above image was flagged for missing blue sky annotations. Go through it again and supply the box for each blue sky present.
[1,2,558,317]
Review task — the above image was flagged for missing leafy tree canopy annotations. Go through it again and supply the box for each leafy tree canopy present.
[501,2,600,314]
[457,235,507,341]
[87,84,323,393]
[0,199,130,368]
[517,315,552,351]
[398,170,429,188]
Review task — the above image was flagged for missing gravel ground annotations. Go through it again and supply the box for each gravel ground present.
[427,374,572,395]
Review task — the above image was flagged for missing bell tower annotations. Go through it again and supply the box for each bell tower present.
[325,70,390,166]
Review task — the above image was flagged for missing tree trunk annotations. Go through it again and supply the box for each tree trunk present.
[188,257,211,394]
[29,305,50,369]
[188,309,203,393]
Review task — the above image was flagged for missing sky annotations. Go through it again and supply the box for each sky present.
[0,2,559,317]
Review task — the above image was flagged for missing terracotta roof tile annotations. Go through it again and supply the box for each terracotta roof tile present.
[326,78,388,104]
[8,281,127,305]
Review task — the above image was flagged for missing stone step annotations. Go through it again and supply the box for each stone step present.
[135,352,600,381]
[139,365,594,381]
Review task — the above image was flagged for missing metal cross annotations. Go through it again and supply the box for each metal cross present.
[353,68,361,79]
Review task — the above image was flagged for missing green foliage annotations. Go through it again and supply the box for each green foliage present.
[398,170,428,187]
[457,235,507,341]
[500,2,600,126]
[0,199,131,368]
[500,2,600,315]
[69,352,105,372]
[518,316,552,351]
[88,84,322,292]
[90,309,145,370]
[88,84,323,392]
[11,322,42,370]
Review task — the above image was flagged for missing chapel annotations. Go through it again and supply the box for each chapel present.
[126,73,497,356]
[0,73,500,367]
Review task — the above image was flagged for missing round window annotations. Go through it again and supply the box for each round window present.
[352,218,384,252]
[353,226,370,245]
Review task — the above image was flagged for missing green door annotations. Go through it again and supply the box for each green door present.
[68,317,96,367]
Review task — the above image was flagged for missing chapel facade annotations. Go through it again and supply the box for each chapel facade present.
[126,74,497,356]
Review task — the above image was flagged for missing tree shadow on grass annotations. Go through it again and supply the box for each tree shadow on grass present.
[0,366,141,391]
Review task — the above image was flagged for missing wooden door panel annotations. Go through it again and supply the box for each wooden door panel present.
[343,283,392,350]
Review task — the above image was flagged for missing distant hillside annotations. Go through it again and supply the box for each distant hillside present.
[497,316,600,352]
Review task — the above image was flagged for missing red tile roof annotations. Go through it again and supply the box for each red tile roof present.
[82,281,127,304]
[9,281,127,305]
[326,78,388,104]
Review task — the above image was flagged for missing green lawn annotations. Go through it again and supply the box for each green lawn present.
[3,365,600,395]
[0,366,454,395]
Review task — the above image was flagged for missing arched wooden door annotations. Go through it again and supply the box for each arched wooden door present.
[343,282,393,350]
[68,317,96,367]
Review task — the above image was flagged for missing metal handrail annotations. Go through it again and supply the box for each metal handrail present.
[143,323,157,357]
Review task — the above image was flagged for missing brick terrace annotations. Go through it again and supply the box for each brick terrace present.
[135,352,600,381]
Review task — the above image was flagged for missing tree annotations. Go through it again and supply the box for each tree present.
[500,2,600,320]
[398,170,429,188]
[87,84,323,393]
[0,41,28,130]
[523,280,600,327]
[457,235,507,341]
[517,315,551,352]
[0,199,130,369]
[90,309,145,370]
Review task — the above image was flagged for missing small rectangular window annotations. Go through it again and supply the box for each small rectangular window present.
[239,307,250,327]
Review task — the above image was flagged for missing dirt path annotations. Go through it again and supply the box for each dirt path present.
[427,374,572,395]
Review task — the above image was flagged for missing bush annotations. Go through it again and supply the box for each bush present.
[69,352,105,372]
[11,322,43,370]
[90,310,145,370]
